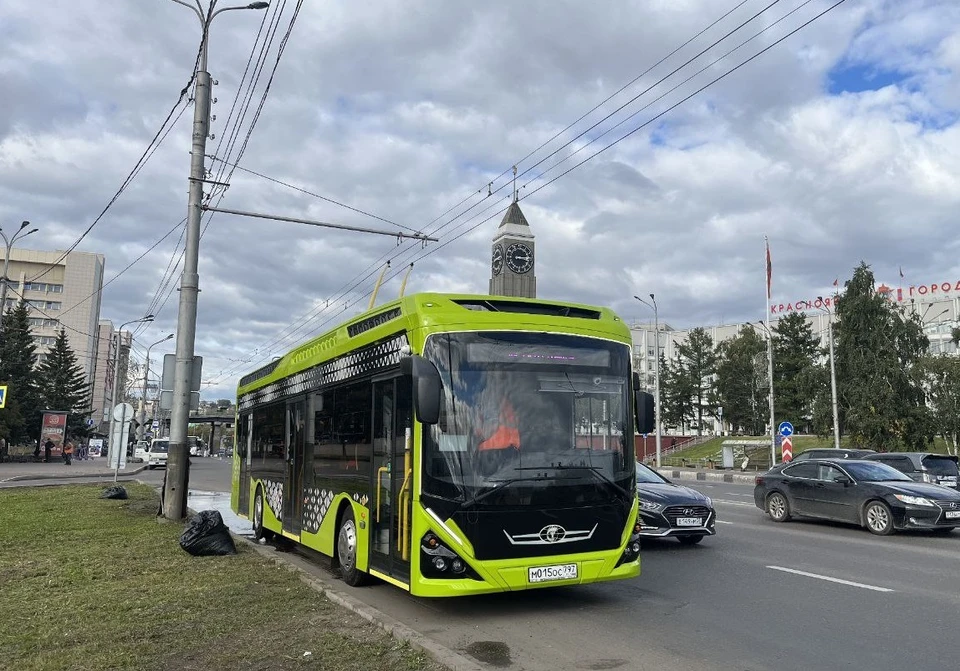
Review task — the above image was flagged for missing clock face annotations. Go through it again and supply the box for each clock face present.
[492,245,504,276]
[505,242,534,274]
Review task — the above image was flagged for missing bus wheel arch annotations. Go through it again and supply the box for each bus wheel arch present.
[334,501,369,587]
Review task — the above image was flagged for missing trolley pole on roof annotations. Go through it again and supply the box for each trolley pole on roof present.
[162,0,270,521]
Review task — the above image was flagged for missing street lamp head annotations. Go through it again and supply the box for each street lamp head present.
[247,1,269,8]
[144,314,155,321]
[19,220,29,230]
[649,293,655,301]
[25,228,39,236]
[164,333,174,340]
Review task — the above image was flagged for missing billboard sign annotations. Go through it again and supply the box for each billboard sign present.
[40,411,69,457]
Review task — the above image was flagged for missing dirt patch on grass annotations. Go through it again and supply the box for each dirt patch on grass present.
[0,484,446,671]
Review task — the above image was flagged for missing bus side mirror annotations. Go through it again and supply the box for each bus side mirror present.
[635,390,654,435]
[402,355,442,425]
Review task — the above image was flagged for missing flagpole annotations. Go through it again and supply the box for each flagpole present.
[765,236,776,467]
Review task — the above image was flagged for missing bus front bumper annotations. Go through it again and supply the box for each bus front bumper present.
[410,550,640,597]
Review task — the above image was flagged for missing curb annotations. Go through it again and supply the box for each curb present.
[3,465,147,482]
[233,534,486,671]
[655,468,757,485]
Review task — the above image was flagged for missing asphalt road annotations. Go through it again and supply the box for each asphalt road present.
[7,461,959,669]
[286,479,960,671]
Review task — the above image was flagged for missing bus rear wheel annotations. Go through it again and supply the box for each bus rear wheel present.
[337,506,368,587]
[253,487,274,542]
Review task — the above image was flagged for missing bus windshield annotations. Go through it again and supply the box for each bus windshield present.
[422,331,633,506]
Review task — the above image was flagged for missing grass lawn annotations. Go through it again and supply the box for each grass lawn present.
[663,435,955,466]
[0,484,446,671]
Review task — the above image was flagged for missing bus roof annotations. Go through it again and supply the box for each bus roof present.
[237,292,631,395]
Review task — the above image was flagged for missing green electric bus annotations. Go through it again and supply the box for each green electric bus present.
[231,292,654,597]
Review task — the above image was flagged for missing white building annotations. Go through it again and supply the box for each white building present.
[629,278,960,435]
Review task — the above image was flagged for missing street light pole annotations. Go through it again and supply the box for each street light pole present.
[753,321,776,467]
[164,0,270,521]
[109,316,154,468]
[634,294,662,467]
[0,221,39,323]
[816,300,841,450]
[139,334,174,441]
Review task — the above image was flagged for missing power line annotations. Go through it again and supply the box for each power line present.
[206,155,418,232]
[205,0,845,386]
[27,38,204,284]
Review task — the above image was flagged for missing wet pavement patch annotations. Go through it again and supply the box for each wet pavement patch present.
[465,641,512,667]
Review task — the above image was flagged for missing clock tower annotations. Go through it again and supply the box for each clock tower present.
[489,189,537,298]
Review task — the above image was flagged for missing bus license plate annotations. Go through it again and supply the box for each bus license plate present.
[677,517,703,526]
[945,511,960,519]
[528,563,578,583]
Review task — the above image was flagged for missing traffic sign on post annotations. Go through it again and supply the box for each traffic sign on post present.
[781,435,794,462]
[0,384,7,409]
[778,421,794,437]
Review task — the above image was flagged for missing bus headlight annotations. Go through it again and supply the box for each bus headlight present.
[420,532,480,580]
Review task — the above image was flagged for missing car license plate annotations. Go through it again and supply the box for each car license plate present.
[677,517,703,527]
[528,563,578,583]
[945,511,960,519]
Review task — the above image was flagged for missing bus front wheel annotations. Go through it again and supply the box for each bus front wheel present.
[337,506,369,587]
[253,487,274,542]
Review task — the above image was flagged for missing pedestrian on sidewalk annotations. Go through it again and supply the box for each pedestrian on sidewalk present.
[44,439,54,463]
[63,439,75,465]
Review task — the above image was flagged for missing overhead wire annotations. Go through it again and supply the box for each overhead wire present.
[206,0,795,379]
[206,0,848,386]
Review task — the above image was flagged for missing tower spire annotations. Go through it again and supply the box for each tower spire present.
[512,165,518,203]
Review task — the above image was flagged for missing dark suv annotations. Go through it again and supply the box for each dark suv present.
[864,452,959,490]
[791,448,877,462]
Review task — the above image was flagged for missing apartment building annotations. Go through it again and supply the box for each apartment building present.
[1,248,105,383]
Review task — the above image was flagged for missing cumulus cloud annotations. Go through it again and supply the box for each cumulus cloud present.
[1,0,958,399]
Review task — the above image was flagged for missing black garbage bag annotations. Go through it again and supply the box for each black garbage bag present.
[100,485,128,500]
[179,510,237,556]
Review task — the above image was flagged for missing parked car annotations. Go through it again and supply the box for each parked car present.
[147,438,169,470]
[635,463,716,544]
[754,459,960,535]
[790,448,877,462]
[864,452,959,490]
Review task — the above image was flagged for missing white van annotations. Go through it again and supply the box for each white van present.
[147,438,169,470]
[133,441,150,463]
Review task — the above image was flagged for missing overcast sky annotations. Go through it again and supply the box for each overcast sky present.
[2,0,958,400]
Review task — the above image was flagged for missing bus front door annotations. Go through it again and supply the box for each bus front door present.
[371,377,412,584]
[283,399,305,537]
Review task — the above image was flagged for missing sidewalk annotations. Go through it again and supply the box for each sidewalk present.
[0,458,147,482]
[654,466,759,485]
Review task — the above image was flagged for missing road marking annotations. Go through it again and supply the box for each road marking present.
[715,520,734,525]
[728,492,753,497]
[712,499,755,507]
[766,566,894,593]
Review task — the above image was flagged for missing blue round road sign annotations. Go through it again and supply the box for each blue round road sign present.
[778,421,794,437]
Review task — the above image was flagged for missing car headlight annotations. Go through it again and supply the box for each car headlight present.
[894,494,935,507]
[639,500,663,512]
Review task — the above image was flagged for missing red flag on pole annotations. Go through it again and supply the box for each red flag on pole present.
[765,238,772,300]
[833,278,839,287]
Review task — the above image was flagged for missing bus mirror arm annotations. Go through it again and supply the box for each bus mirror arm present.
[402,355,442,425]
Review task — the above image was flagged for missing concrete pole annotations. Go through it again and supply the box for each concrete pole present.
[163,64,210,521]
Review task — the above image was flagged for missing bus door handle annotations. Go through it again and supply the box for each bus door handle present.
[376,466,389,523]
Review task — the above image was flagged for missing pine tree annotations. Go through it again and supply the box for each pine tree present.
[0,301,40,444]
[919,355,960,456]
[834,262,933,450]
[36,328,92,438]
[676,327,717,436]
[659,352,695,432]
[772,311,824,433]
[715,326,767,435]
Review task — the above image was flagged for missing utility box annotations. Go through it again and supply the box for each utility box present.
[721,444,735,470]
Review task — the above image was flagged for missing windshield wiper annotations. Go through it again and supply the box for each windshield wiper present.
[459,476,551,510]
[513,464,632,499]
